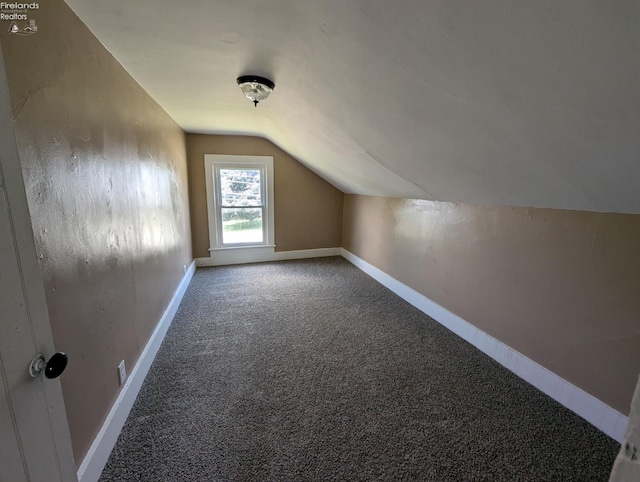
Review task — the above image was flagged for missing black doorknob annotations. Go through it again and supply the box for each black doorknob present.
[29,352,68,379]
[44,352,68,379]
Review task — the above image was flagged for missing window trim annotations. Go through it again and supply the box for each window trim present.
[204,154,275,252]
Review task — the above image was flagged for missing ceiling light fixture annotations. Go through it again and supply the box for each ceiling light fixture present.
[236,75,275,107]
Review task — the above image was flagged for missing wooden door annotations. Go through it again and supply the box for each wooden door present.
[0,43,77,482]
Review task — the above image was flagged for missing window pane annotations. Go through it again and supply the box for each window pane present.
[219,169,262,206]
[221,207,263,244]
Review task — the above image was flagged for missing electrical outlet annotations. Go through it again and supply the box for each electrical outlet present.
[118,360,127,386]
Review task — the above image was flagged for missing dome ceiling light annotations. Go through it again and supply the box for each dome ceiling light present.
[236,75,275,107]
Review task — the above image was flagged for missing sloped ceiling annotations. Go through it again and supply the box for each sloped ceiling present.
[65,0,640,213]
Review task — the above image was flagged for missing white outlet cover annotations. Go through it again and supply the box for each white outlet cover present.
[118,360,126,386]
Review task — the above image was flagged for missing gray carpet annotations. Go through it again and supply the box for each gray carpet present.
[100,257,618,481]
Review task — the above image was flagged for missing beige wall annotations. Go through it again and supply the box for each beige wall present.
[1,1,192,465]
[186,134,343,257]
[343,195,640,414]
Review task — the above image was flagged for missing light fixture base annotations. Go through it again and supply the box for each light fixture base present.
[237,75,275,107]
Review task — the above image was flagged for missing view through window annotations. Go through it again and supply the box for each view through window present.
[218,168,264,244]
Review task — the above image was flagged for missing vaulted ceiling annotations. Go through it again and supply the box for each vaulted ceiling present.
[65,0,640,213]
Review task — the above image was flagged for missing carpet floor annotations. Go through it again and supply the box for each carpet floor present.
[99,257,619,481]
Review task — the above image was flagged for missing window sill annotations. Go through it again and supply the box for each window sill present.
[208,244,276,252]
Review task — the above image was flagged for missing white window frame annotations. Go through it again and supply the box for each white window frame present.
[204,154,275,255]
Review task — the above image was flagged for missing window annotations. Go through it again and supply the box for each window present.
[217,167,264,244]
[204,155,274,252]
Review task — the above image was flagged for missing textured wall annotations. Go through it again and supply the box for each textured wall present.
[186,134,343,257]
[1,1,192,464]
[343,195,640,414]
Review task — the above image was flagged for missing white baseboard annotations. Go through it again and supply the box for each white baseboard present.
[341,249,629,442]
[76,261,197,482]
[197,247,342,267]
